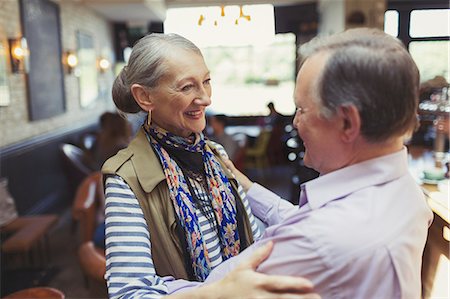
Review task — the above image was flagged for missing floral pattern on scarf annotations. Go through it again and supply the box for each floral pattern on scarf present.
[145,125,241,281]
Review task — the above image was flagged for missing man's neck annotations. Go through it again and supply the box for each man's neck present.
[345,137,404,167]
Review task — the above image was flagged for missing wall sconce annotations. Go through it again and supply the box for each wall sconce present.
[98,57,110,73]
[8,37,29,74]
[198,14,205,26]
[64,50,78,74]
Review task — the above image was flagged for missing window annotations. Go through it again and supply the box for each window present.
[409,40,449,82]
[164,4,296,116]
[388,2,450,84]
[77,31,99,107]
[410,9,450,38]
[0,42,10,106]
[201,34,296,116]
[384,10,399,37]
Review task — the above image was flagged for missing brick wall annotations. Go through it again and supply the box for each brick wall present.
[0,0,116,147]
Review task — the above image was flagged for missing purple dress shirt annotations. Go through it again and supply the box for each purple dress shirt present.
[167,148,433,299]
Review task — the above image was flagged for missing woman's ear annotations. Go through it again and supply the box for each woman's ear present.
[337,105,361,143]
[131,84,154,112]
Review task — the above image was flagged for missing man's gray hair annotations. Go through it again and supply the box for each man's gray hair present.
[299,28,420,142]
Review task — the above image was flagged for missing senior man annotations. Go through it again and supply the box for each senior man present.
[150,28,433,299]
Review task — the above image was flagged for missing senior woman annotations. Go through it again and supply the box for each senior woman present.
[102,33,287,299]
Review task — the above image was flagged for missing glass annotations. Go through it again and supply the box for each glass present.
[410,9,450,38]
[384,10,399,37]
[409,41,449,83]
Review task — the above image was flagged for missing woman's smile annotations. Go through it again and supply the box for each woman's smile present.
[185,110,204,119]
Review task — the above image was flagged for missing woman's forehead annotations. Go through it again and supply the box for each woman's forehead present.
[162,50,209,81]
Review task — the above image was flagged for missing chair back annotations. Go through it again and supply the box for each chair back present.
[248,129,272,156]
[72,172,104,243]
[3,287,65,299]
[60,143,93,193]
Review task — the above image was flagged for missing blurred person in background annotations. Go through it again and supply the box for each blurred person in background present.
[264,101,284,128]
[85,112,132,171]
[207,114,239,160]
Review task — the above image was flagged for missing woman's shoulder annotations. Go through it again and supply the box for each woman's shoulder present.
[206,140,230,159]
[101,146,133,175]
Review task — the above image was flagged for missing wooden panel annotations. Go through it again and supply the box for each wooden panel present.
[20,0,65,121]
[0,123,98,215]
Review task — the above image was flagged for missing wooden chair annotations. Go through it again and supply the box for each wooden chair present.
[71,172,107,295]
[1,215,58,269]
[3,287,65,299]
[59,143,93,195]
[72,172,104,243]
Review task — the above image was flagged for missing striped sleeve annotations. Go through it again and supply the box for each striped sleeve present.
[210,141,262,240]
[104,175,168,299]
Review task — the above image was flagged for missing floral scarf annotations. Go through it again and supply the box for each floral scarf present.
[145,125,241,281]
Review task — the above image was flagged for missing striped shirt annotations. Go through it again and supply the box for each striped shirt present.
[105,144,261,299]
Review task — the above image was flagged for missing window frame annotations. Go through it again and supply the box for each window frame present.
[387,0,449,48]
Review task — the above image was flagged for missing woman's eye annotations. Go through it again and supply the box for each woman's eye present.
[181,84,194,92]
[203,79,211,85]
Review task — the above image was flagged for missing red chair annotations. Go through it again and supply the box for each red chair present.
[3,287,65,299]
[71,172,107,295]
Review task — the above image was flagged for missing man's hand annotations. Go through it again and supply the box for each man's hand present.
[206,241,320,299]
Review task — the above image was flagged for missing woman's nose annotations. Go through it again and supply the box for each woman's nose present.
[194,87,211,106]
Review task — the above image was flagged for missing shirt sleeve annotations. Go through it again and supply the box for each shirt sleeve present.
[104,175,169,299]
[237,181,262,240]
[246,183,296,226]
[202,218,329,293]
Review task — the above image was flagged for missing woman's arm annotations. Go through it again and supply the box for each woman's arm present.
[223,159,296,226]
[167,242,320,299]
[105,175,169,299]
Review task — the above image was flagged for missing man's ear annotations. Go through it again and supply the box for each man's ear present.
[337,105,361,143]
[131,84,154,111]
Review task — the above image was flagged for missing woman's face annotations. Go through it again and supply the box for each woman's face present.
[150,49,211,138]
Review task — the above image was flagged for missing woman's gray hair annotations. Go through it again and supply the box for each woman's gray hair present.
[298,28,420,142]
[112,33,202,113]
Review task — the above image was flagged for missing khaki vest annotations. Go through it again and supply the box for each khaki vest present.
[102,128,254,280]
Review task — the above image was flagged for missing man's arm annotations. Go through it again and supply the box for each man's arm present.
[167,242,320,299]
[223,159,296,225]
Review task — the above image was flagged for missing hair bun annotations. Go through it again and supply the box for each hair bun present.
[112,66,141,113]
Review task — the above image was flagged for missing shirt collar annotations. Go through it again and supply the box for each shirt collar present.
[301,147,409,210]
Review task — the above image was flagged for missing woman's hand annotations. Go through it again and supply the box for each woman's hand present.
[203,241,320,299]
[223,158,254,192]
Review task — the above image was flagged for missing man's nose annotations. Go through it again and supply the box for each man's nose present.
[293,113,299,129]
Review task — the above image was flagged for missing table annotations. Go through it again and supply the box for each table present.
[0,215,59,268]
[407,146,449,223]
[407,145,449,298]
